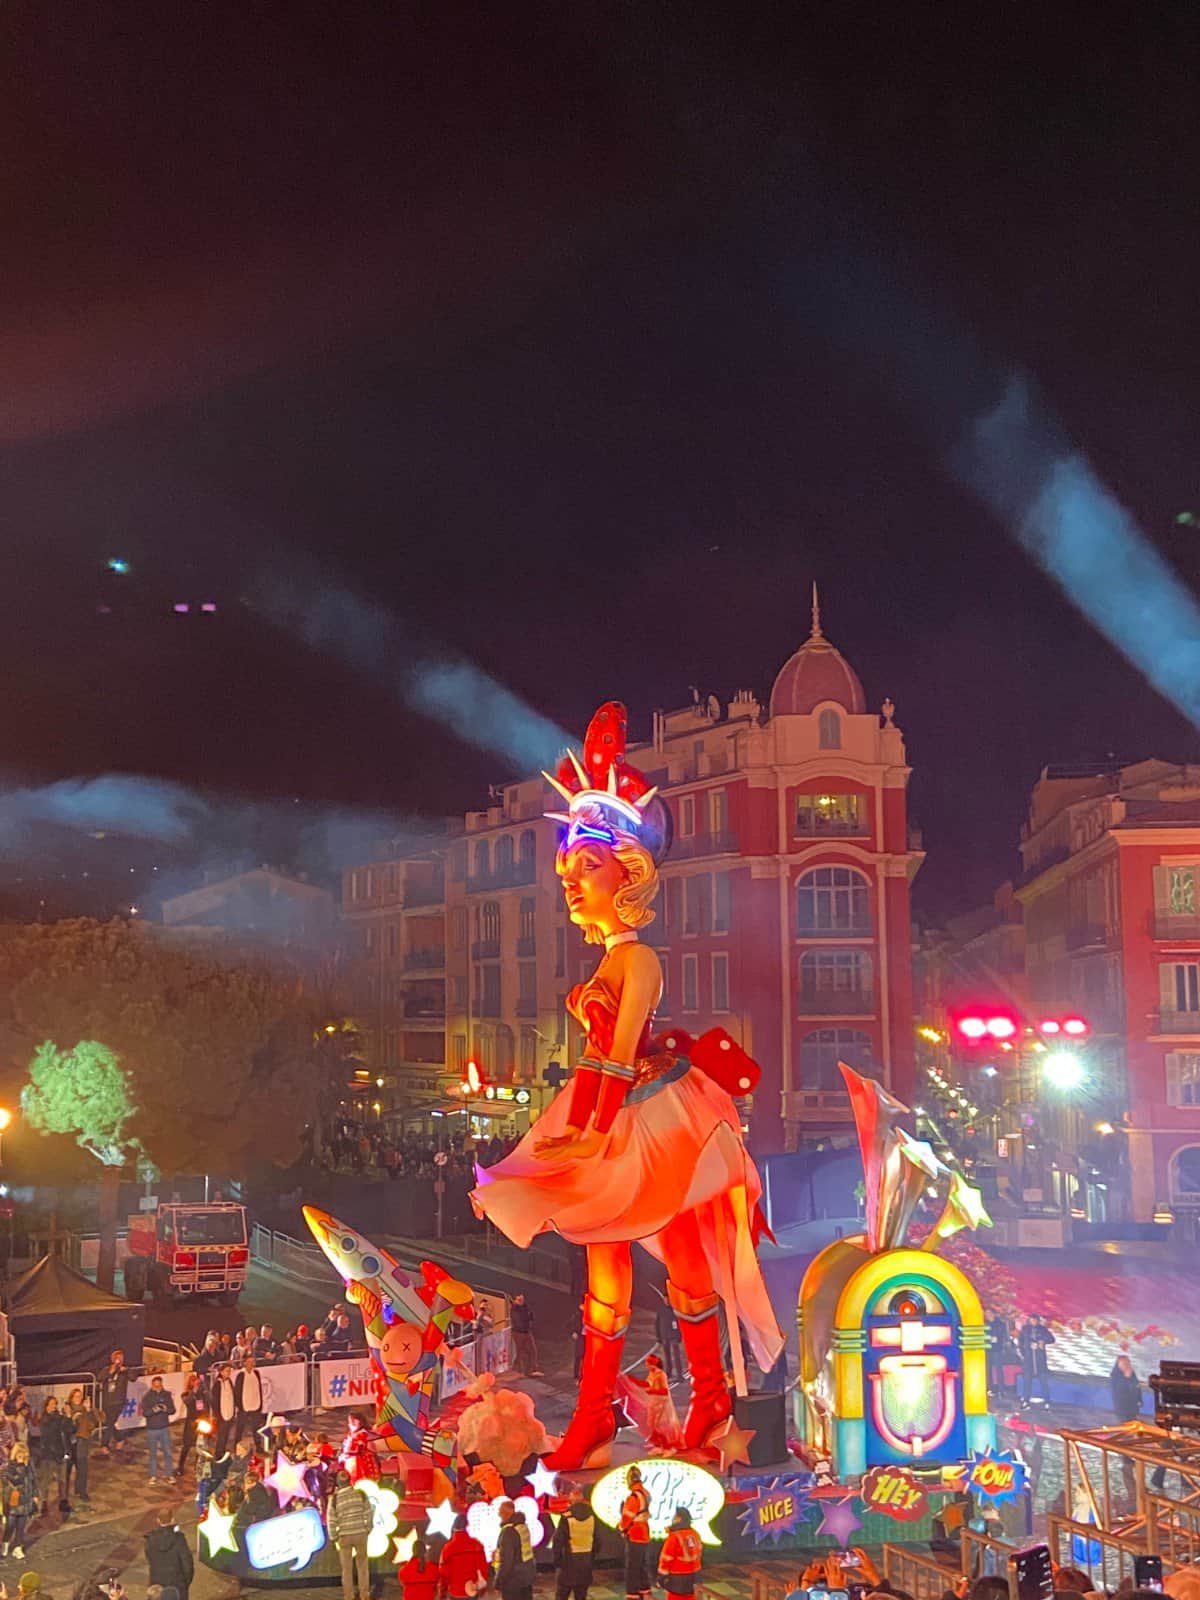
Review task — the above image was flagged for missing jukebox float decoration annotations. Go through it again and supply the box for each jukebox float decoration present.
[472,700,784,1469]
[798,1065,996,1479]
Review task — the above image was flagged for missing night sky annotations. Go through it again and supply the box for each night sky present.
[2,5,1198,922]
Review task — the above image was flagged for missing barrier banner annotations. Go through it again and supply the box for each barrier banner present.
[440,1343,477,1400]
[478,1328,511,1375]
[317,1356,378,1409]
[259,1361,308,1417]
[117,1369,190,1430]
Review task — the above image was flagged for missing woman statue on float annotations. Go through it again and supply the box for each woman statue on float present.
[472,702,782,1470]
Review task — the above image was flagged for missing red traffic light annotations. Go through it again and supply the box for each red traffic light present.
[985,1016,1017,1039]
[1038,1019,1061,1035]
[958,1016,988,1040]
[1062,1017,1089,1037]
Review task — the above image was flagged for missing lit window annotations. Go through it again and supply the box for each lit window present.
[795,793,865,835]
[678,796,695,837]
[482,901,501,944]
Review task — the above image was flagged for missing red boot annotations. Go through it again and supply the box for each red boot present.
[669,1282,732,1451]
[543,1294,629,1471]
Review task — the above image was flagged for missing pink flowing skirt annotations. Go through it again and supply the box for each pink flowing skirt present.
[471,1061,783,1371]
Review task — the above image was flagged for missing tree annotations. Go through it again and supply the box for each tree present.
[22,1040,140,1289]
[0,918,337,1288]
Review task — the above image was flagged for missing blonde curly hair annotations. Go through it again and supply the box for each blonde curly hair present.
[556,805,660,946]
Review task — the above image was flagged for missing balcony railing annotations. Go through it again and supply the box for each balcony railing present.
[402,998,446,1020]
[796,922,873,940]
[471,939,500,960]
[797,990,875,1016]
[516,935,536,958]
[1156,1010,1200,1036]
[404,883,445,908]
[1155,913,1200,942]
[794,818,869,838]
[1065,923,1107,951]
[404,945,445,970]
[670,830,739,861]
[467,861,537,893]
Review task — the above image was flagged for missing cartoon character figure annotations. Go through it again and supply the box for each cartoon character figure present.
[471,701,783,1469]
[303,1208,474,1482]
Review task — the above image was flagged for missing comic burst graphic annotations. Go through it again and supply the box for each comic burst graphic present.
[736,1476,813,1545]
[967,1447,1028,1505]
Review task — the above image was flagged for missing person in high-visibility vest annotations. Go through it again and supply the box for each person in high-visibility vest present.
[619,1465,652,1600]
[658,1506,703,1597]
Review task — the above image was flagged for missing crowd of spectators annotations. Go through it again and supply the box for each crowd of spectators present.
[312,1120,520,1180]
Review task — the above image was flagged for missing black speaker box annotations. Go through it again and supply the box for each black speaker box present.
[734,1389,788,1467]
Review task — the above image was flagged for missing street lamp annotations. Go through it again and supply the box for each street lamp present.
[1043,1051,1086,1091]
[0,1106,10,1163]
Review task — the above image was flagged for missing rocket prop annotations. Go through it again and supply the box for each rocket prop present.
[796,1065,996,1478]
[303,1205,475,1480]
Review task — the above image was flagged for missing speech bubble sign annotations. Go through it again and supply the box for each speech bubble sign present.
[245,1507,327,1573]
[592,1459,725,1546]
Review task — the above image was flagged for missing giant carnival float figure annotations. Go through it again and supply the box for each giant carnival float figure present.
[472,701,784,1470]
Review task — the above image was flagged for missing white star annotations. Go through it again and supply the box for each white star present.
[527,1459,559,1500]
[425,1498,459,1540]
[264,1454,312,1510]
[198,1503,239,1557]
[393,1530,419,1565]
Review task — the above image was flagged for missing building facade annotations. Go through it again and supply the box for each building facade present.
[1017,759,1200,1222]
[341,596,922,1154]
[161,866,336,949]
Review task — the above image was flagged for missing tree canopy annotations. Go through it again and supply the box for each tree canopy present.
[23,1039,137,1166]
[0,918,337,1177]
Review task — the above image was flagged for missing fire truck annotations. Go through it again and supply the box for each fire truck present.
[122,1201,249,1306]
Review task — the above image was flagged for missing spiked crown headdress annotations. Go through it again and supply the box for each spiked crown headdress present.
[543,701,673,863]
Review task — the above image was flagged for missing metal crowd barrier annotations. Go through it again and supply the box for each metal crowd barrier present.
[882,1543,961,1600]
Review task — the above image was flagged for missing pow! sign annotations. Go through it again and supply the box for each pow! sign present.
[860,1466,928,1523]
[967,1448,1027,1505]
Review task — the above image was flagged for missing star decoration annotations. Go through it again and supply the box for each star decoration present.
[357,1478,401,1558]
[816,1496,862,1546]
[710,1416,755,1472]
[527,1459,559,1501]
[897,1130,947,1181]
[425,1497,460,1540]
[393,1530,419,1565]
[198,1502,239,1557]
[264,1453,313,1509]
[924,1170,992,1249]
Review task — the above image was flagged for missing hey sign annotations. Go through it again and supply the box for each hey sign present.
[967,1448,1028,1505]
[246,1507,327,1572]
[860,1466,929,1523]
[736,1476,813,1545]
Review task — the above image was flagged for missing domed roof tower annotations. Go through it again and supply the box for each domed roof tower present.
[769,584,866,718]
